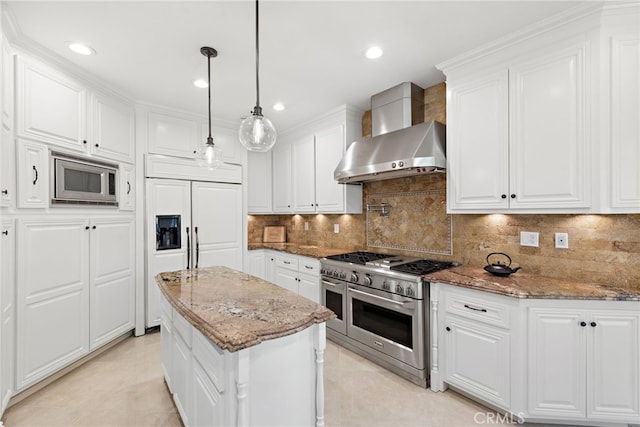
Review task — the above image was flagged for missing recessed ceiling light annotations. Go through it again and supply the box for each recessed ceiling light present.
[193,79,208,88]
[67,42,95,56]
[365,46,383,59]
[273,103,285,111]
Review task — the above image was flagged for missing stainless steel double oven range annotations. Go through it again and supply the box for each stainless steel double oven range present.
[320,251,452,387]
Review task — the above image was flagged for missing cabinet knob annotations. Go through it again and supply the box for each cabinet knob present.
[311,204,314,207]
[510,194,516,199]
[590,321,597,327]
[95,143,99,148]
[287,205,291,208]
[580,321,587,327]
[1,189,7,195]
[2,230,8,236]
[85,226,90,230]
[445,326,451,332]
[501,194,507,199]
[83,140,87,145]
[92,225,97,229]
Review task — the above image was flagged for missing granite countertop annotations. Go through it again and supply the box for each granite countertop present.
[248,242,353,259]
[156,266,336,352]
[425,266,640,301]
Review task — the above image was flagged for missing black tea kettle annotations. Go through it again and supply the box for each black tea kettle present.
[484,252,521,277]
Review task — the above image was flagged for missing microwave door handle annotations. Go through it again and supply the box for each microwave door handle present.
[194,226,199,268]
[186,227,190,269]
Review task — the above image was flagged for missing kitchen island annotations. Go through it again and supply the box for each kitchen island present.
[156,266,335,427]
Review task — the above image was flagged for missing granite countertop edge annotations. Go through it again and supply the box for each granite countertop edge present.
[424,266,640,302]
[156,267,336,352]
[248,242,355,259]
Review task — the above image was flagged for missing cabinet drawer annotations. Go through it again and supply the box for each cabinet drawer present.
[192,328,225,393]
[172,309,192,348]
[298,257,320,277]
[275,254,298,271]
[444,288,511,329]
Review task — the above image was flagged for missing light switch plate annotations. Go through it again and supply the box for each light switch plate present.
[520,231,539,247]
[333,224,339,233]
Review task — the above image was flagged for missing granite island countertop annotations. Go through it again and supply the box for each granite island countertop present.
[248,242,354,259]
[156,266,336,352]
[424,266,640,301]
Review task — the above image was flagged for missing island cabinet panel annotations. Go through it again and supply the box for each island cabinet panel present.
[160,293,328,427]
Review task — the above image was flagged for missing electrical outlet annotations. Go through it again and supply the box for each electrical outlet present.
[520,231,539,247]
[304,222,309,231]
[334,224,339,234]
[555,232,569,249]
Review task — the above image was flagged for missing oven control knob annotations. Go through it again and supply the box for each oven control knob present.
[395,284,404,295]
[333,270,340,278]
[382,280,391,291]
[363,276,372,286]
[406,286,415,297]
[340,272,347,279]
[350,273,359,282]
[320,268,326,275]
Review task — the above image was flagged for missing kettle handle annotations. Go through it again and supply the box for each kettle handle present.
[486,252,512,267]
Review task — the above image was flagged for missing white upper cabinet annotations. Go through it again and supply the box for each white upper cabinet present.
[269,105,363,214]
[16,139,48,209]
[89,91,135,163]
[200,122,244,166]
[147,110,199,158]
[16,55,87,150]
[1,40,15,208]
[441,3,639,213]
[247,151,273,213]
[444,40,590,213]
[15,53,135,164]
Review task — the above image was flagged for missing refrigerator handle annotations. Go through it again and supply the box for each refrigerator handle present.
[195,226,199,268]
[186,226,191,269]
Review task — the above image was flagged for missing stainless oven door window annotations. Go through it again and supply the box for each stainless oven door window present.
[321,278,347,335]
[347,286,424,370]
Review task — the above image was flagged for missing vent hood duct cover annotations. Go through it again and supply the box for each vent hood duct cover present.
[334,120,446,183]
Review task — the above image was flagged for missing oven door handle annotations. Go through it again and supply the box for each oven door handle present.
[348,286,415,310]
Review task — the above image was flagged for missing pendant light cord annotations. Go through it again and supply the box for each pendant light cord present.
[207,51,213,141]
[254,0,261,114]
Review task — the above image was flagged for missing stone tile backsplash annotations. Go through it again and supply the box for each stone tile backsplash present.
[248,173,640,291]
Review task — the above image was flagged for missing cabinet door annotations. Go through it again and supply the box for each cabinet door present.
[89,217,134,350]
[527,308,586,419]
[202,123,244,166]
[609,35,640,210]
[444,316,510,409]
[1,127,15,208]
[16,139,48,208]
[509,43,589,209]
[246,250,266,280]
[265,253,276,283]
[292,135,316,212]
[247,151,273,213]
[147,111,199,158]
[89,92,134,163]
[160,305,173,392]
[447,70,509,210]
[16,56,86,150]
[2,39,14,133]
[1,219,15,411]
[192,359,224,427]
[315,125,347,213]
[16,217,90,391]
[274,267,298,294]
[119,163,135,211]
[587,311,640,421]
[298,273,319,303]
[272,142,293,213]
[172,330,191,426]
[191,182,242,270]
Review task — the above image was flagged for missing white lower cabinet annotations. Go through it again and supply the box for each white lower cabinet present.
[274,252,320,303]
[16,215,135,391]
[431,282,640,426]
[1,219,15,413]
[528,304,640,424]
[160,294,325,427]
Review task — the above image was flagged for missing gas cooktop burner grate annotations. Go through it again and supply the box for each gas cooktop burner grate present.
[391,260,454,275]
[325,251,396,265]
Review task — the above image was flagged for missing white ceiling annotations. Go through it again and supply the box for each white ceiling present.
[4,0,583,132]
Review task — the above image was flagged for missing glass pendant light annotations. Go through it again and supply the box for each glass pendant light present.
[196,46,224,169]
[239,0,277,152]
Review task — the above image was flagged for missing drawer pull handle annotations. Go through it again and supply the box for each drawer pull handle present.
[304,265,313,269]
[464,304,487,313]
[283,261,291,265]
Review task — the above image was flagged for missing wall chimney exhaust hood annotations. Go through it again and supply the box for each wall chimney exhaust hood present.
[334,82,446,184]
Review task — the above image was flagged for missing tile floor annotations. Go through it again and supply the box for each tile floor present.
[2,330,517,427]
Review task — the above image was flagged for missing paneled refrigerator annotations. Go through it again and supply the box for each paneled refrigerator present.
[146,178,242,327]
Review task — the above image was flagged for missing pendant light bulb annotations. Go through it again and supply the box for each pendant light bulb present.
[196,46,223,169]
[239,0,277,152]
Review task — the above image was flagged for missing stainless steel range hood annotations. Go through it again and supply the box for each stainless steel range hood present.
[334,120,446,183]
[334,82,446,184]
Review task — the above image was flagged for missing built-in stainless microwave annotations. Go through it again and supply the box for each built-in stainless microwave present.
[51,152,118,206]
